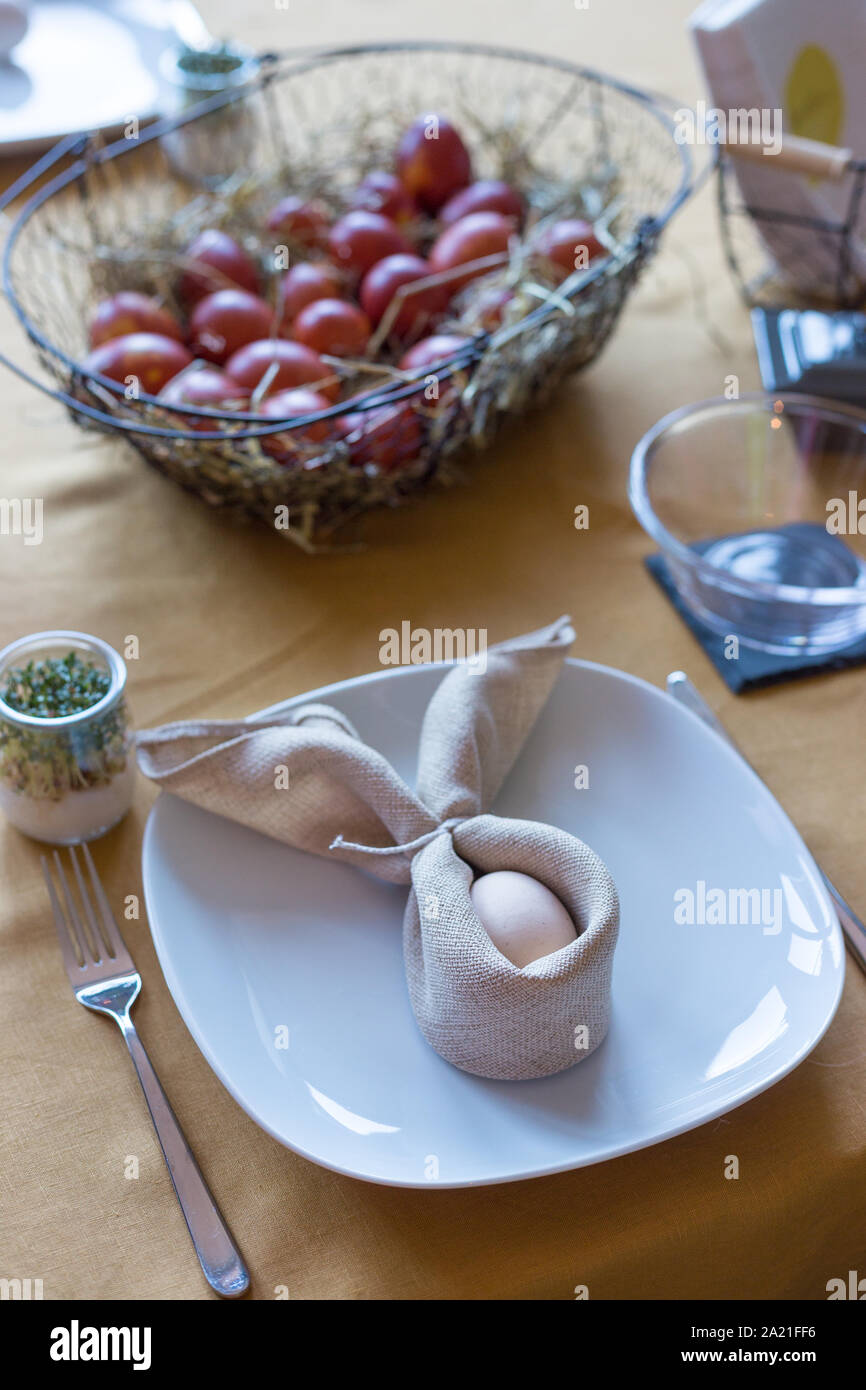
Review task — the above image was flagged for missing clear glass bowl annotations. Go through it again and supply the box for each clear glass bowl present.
[0,631,135,844]
[629,393,866,655]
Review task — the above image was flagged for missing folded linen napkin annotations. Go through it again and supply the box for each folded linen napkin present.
[136,617,619,1080]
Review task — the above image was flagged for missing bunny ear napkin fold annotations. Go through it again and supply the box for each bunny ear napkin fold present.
[136,617,619,1080]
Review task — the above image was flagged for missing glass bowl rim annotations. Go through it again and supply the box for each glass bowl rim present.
[629,391,866,607]
[0,630,128,730]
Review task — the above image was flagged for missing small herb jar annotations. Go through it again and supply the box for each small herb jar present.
[0,632,136,845]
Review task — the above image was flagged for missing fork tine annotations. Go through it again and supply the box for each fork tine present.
[41,855,85,974]
[70,845,110,959]
[53,850,97,964]
[81,841,128,961]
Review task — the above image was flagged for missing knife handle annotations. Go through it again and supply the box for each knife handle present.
[821,879,866,975]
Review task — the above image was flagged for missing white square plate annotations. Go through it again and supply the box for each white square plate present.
[141,660,844,1187]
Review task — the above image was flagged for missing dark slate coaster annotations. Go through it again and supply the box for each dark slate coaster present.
[645,536,866,694]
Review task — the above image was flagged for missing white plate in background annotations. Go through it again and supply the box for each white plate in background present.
[0,0,207,154]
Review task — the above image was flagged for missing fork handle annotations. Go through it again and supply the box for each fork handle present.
[116,1015,249,1297]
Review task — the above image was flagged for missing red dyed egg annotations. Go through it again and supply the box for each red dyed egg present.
[89,292,183,349]
[224,339,338,400]
[188,290,277,364]
[158,367,250,430]
[439,179,524,229]
[178,229,261,304]
[396,114,472,212]
[532,218,606,278]
[351,171,418,227]
[429,211,513,291]
[292,298,371,357]
[266,197,330,249]
[398,333,472,374]
[327,211,412,279]
[278,262,343,323]
[338,402,423,472]
[83,333,193,395]
[259,387,335,461]
[360,254,448,339]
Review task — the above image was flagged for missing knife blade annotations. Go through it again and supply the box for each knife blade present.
[666,670,866,975]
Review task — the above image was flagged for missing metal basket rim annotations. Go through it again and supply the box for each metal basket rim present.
[2,39,694,440]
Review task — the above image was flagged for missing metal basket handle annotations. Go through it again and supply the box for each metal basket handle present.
[0,133,94,215]
[723,132,858,181]
[0,133,180,435]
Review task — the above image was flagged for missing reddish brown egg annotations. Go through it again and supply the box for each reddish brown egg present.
[259,387,335,461]
[351,171,419,227]
[291,298,371,357]
[360,253,448,339]
[338,401,423,472]
[224,339,338,399]
[83,333,193,395]
[429,211,513,290]
[89,292,183,349]
[474,285,516,331]
[327,211,413,280]
[398,333,472,374]
[438,179,524,229]
[532,218,606,278]
[396,114,472,212]
[188,290,277,364]
[266,196,330,249]
[278,262,343,323]
[178,229,261,304]
[158,367,250,431]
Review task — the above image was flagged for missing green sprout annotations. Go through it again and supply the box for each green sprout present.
[2,651,112,718]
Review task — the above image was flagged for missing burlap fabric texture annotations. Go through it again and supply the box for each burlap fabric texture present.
[136,617,620,1079]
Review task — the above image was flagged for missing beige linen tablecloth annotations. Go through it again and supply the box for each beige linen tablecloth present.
[1,0,865,1301]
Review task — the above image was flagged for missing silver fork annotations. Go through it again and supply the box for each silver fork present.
[41,843,250,1298]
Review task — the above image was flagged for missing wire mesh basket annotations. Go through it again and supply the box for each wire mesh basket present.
[718,137,866,311]
[2,41,693,550]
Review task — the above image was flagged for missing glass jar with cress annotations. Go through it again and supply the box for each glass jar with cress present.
[158,41,261,188]
[0,632,136,844]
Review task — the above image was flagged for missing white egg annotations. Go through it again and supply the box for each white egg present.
[470,870,577,968]
[0,2,28,59]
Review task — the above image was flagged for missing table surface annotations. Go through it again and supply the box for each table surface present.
[1,0,865,1301]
